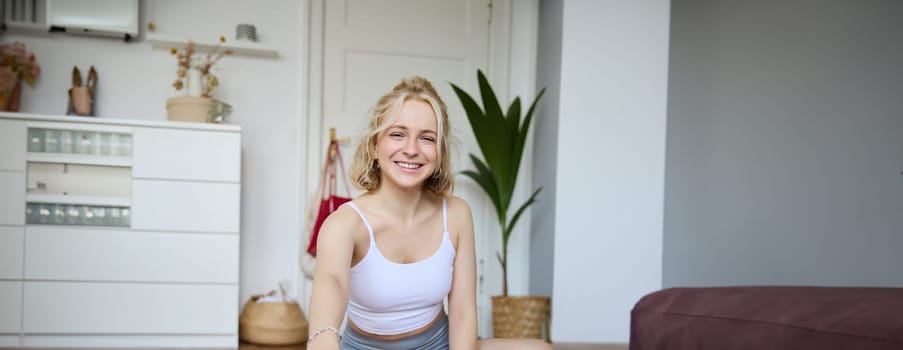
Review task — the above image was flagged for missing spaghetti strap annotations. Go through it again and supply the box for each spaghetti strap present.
[343,202,375,240]
[442,198,448,233]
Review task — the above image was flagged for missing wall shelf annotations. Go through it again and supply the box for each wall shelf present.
[146,33,278,58]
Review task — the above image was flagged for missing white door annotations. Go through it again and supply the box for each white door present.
[317,0,501,337]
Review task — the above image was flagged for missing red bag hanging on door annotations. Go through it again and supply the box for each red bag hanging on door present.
[306,141,351,257]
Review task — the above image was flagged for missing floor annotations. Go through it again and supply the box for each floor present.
[0,344,627,350]
[553,344,629,350]
[239,342,629,350]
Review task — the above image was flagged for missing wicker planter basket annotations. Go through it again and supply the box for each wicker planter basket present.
[491,295,551,340]
[239,291,309,346]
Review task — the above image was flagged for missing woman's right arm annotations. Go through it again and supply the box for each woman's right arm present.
[307,208,358,350]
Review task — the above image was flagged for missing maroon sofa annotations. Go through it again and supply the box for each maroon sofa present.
[630,286,903,350]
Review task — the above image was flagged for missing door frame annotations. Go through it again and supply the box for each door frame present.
[297,0,541,335]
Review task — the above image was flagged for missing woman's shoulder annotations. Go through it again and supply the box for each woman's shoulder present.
[442,194,469,208]
[442,195,473,221]
[320,202,369,235]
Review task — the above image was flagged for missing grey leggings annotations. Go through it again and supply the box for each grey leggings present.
[340,313,449,350]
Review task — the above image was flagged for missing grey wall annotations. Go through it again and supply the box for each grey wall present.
[664,0,903,287]
[529,0,562,297]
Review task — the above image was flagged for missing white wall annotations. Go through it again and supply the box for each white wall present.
[549,0,669,343]
[4,0,306,305]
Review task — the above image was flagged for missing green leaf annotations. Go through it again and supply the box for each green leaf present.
[477,70,505,133]
[500,97,522,201]
[451,82,505,179]
[476,70,513,191]
[510,88,545,188]
[503,187,542,248]
[450,83,489,147]
[505,97,522,137]
[461,168,496,206]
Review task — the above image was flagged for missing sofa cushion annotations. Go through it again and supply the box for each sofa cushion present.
[630,286,903,350]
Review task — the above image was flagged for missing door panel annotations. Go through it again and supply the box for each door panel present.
[322,0,489,162]
[320,0,498,335]
[345,0,472,35]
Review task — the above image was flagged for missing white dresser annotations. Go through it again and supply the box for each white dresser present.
[0,112,241,348]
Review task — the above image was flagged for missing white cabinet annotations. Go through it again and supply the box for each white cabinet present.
[0,227,24,279]
[23,282,238,334]
[0,282,22,334]
[0,112,241,348]
[0,120,25,171]
[0,172,25,225]
[131,180,240,233]
[25,227,239,283]
[133,127,241,182]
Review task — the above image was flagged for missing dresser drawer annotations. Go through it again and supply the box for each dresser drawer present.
[23,282,238,334]
[0,281,22,334]
[0,227,24,279]
[133,127,240,182]
[0,172,25,225]
[131,179,239,232]
[0,120,25,171]
[25,226,238,283]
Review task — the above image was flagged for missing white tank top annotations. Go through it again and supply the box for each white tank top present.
[343,199,457,335]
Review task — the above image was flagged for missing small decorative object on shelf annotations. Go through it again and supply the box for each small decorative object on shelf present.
[67,66,98,116]
[236,24,258,42]
[167,37,232,123]
[0,41,42,112]
[208,99,233,124]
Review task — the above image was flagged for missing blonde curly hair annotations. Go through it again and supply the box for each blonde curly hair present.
[349,76,454,196]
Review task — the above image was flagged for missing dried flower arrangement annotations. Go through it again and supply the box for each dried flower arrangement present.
[170,37,231,98]
[0,41,41,88]
[0,41,42,111]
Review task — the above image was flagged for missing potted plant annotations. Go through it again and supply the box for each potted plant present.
[166,38,230,123]
[451,70,548,339]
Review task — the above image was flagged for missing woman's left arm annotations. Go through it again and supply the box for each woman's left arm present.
[447,197,478,350]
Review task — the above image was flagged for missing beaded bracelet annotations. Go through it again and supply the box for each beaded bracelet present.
[308,326,341,344]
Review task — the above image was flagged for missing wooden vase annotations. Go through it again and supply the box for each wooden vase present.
[1,81,22,112]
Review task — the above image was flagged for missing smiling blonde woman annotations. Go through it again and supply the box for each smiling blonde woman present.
[307,76,552,350]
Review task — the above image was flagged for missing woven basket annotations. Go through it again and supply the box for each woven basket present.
[491,295,551,339]
[166,96,213,123]
[239,290,309,346]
